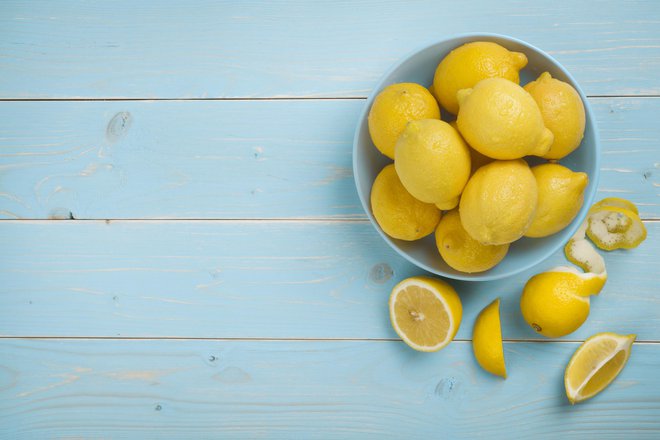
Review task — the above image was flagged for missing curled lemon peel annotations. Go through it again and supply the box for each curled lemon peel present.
[564,198,646,277]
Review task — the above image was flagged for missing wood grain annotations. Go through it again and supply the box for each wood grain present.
[1,338,658,439]
[0,98,658,220]
[0,1,659,99]
[1,220,657,340]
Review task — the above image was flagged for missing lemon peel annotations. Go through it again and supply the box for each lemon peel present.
[565,198,646,273]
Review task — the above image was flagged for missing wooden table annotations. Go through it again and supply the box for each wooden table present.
[1,1,659,438]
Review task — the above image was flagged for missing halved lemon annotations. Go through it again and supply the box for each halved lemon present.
[472,298,506,378]
[565,332,636,404]
[389,276,462,352]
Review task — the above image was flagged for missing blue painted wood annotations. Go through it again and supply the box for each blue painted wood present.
[0,1,659,99]
[1,339,658,439]
[0,98,658,220]
[1,220,657,340]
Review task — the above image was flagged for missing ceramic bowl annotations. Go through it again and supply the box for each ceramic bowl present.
[353,33,600,281]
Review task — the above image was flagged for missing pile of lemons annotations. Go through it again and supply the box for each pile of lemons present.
[369,41,589,273]
[376,41,649,404]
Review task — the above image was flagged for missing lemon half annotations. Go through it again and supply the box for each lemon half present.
[389,276,462,352]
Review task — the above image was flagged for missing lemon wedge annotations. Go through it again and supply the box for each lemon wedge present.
[565,332,636,404]
[389,276,462,352]
[472,298,506,378]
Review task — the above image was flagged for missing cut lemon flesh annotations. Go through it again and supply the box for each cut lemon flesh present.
[565,332,635,404]
[389,276,462,352]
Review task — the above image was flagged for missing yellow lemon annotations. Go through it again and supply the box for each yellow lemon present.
[432,41,527,114]
[524,72,586,160]
[449,120,493,174]
[520,267,606,338]
[456,77,554,159]
[389,276,462,352]
[395,119,471,210]
[435,210,509,273]
[472,298,506,378]
[368,83,440,159]
[525,163,589,238]
[459,159,537,245]
[565,332,635,404]
[370,164,441,241]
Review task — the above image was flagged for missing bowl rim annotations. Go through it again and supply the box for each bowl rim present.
[352,32,601,281]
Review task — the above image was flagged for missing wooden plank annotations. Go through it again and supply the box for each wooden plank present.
[0,98,658,220]
[0,1,659,99]
[1,220,657,340]
[1,338,658,439]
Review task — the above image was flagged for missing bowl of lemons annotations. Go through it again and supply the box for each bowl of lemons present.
[353,33,600,281]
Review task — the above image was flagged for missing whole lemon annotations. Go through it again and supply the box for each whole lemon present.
[449,120,493,174]
[433,41,527,114]
[368,83,440,159]
[520,268,606,338]
[524,72,586,160]
[525,164,589,238]
[435,209,509,273]
[456,78,554,159]
[459,159,538,245]
[395,119,471,210]
[371,164,441,241]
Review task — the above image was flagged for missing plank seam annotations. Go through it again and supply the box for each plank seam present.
[0,95,659,102]
[1,218,658,223]
[1,336,659,344]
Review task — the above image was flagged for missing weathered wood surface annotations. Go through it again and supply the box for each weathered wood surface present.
[1,339,658,439]
[0,98,658,220]
[1,0,659,438]
[0,1,659,99]
[1,220,657,340]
